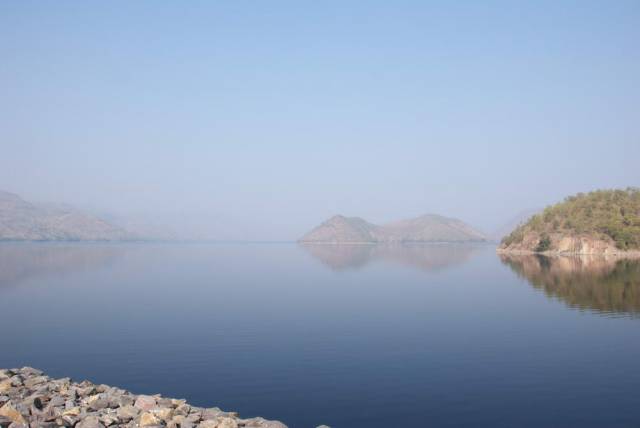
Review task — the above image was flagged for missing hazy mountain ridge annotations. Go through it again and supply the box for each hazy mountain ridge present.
[300,214,487,243]
[0,190,133,241]
[492,208,540,242]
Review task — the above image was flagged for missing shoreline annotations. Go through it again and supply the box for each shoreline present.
[0,367,290,428]
[496,248,640,258]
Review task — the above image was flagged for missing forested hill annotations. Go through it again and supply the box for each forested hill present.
[500,188,640,253]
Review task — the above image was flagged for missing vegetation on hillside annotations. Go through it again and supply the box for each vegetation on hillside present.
[502,188,640,250]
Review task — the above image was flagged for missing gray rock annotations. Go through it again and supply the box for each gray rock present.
[242,418,288,428]
[76,415,105,428]
[157,397,173,407]
[19,367,43,377]
[99,413,119,426]
[23,376,48,389]
[95,385,109,393]
[33,422,57,428]
[89,397,110,411]
[185,412,202,423]
[116,405,139,422]
[47,395,65,408]
[76,386,96,397]
[202,407,224,420]
[117,395,135,407]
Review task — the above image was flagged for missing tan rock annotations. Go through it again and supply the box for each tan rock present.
[134,394,157,411]
[0,403,27,424]
[0,379,12,393]
[63,407,81,417]
[85,394,101,404]
[139,411,161,426]
[215,416,239,428]
[154,407,173,421]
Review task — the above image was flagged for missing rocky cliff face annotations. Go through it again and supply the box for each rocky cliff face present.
[498,232,640,256]
[299,214,487,243]
[0,190,132,241]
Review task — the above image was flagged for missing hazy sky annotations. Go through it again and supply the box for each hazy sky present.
[1,1,639,240]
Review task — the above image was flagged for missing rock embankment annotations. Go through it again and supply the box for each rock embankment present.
[0,367,287,428]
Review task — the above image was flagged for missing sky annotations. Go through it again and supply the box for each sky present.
[1,1,639,240]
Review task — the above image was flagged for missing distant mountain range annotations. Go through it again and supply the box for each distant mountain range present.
[0,190,133,241]
[299,214,487,243]
[491,208,540,241]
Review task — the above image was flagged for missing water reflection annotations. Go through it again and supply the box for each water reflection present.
[301,243,484,272]
[500,254,640,316]
[0,243,122,288]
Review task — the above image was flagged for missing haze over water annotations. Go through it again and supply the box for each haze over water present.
[1,242,639,427]
[2,1,639,240]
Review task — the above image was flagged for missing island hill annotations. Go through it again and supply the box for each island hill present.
[499,188,640,256]
[0,190,132,241]
[299,213,487,244]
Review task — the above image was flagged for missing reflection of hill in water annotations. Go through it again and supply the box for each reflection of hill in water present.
[500,254,640,316]
[301,243,483,272]
[0,244,122,288]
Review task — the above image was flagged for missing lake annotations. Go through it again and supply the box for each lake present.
[1,242,639,427]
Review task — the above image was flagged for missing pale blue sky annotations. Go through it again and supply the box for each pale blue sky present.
[1,1,639,239]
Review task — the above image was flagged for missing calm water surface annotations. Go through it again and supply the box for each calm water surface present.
[1,242,640,427]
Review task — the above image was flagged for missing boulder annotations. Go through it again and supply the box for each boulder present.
[138,411,161,427]
[116,405,139,422]
[134,395,157,411]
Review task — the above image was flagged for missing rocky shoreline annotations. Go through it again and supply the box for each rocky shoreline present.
[0,367,293,428]
[496,248,640,258]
